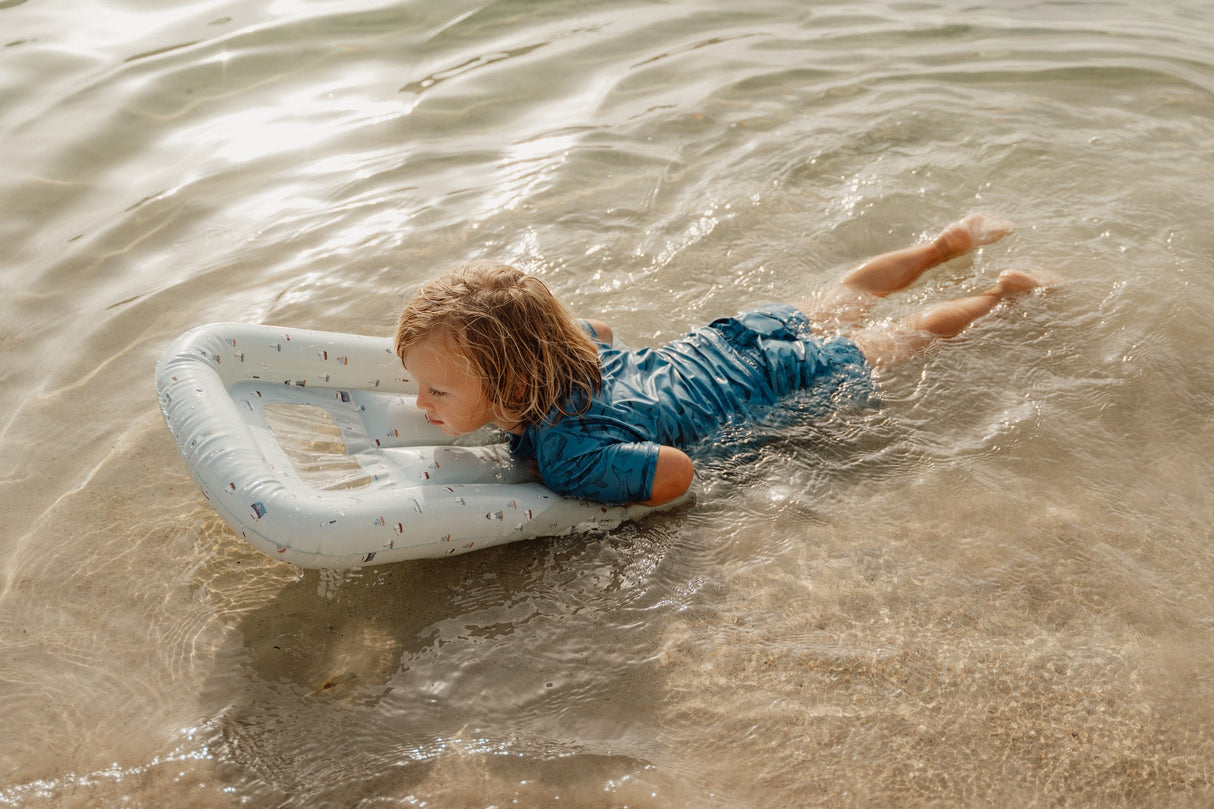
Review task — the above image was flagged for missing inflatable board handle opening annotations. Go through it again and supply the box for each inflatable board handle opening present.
[155,323,673,569]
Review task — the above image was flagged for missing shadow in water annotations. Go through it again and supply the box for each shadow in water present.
[197,519,692,806]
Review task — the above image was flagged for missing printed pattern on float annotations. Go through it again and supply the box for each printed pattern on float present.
[155,323,667,569]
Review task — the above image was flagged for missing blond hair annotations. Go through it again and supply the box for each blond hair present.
[395,261,601,427]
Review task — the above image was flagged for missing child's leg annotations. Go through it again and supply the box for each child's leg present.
[852,270,1043,369]
[804,213,1014,333]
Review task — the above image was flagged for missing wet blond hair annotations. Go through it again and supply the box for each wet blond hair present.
[394,261,601,427]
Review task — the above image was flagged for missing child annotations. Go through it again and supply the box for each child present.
[394,214,1043,507]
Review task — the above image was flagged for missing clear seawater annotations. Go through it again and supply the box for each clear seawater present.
[2,0,1212,806]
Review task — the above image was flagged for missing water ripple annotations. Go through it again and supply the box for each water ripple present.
[3,0,1214,805]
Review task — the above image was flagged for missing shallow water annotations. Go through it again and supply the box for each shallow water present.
[2,0,1213,806]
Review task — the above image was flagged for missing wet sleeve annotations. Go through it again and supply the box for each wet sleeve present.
[536,432,659,505]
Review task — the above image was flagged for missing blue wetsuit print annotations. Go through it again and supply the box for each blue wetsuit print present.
[508,303,873,504]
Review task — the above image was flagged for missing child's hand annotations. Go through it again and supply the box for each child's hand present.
[519,457,543,483]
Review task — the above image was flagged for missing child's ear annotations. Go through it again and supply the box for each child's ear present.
[504,380,527,419]
[500,369,525,402]
[493,382,528,431]
[490,374,526,415]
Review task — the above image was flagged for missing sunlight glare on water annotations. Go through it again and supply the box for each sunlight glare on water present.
[1,0,1213,807]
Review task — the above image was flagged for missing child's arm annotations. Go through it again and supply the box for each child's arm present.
[530,432,691,507]
[640,446,694,505]
[582,318,614,347]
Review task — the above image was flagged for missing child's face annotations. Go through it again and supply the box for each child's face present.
[403,336,506,437]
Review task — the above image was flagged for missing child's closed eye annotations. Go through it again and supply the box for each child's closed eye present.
[428,387,447,398]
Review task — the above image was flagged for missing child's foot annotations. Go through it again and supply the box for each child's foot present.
[990,268,1048,297]
[935,213,1016,261]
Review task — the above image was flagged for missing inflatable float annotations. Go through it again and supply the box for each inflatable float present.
[155,322,669,569]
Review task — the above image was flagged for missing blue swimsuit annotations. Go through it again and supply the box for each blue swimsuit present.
[508,303,873,504]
